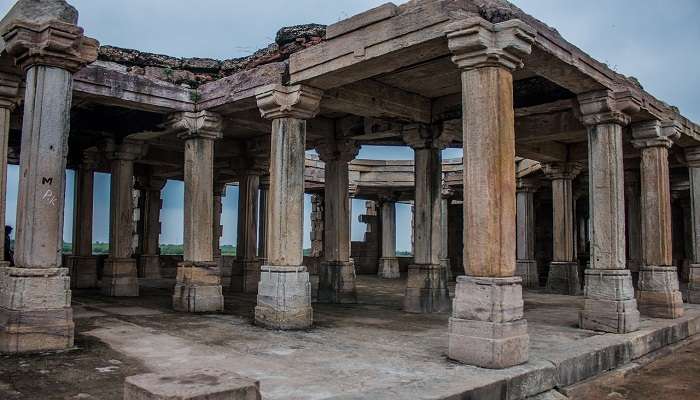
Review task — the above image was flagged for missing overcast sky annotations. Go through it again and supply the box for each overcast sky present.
[1,0,698,251]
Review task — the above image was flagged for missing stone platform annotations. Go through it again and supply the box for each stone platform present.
[1,275,699,399]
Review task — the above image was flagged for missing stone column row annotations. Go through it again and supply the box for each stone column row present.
[136,175,166,279]
[67,150,99,288]
[378,196,400,279]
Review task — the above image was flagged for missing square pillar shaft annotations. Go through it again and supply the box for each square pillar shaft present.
[67,155,98,289]
[687,151,700,303]
[516,181,538,288]
[136,179,164,280]
[257,181,269,259]
[378,200,400,279]
[237,174,261,293]
[0,103,14,261]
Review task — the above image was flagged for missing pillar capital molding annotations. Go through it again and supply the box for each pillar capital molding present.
[446,17,536,71]
[577,90,641,127]
[102,140,147,162]
[135,175,167,192]
[377,192,400,204]
[631,120,680,149]
[685,146,700,168]
[0,72,22,110]
[78,148,100,170]
[256,84,323,120]
[2,20,98,73]
[402,124,449,150]
[166,111,223,141]
[316,138,359,163]
[516,177,540,193]
[542,162,583,181]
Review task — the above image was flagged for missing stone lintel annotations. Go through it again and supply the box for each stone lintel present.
[167,110,223,141]
[541,162,583,181]
[316,138,359,163]
[2,19,98,73]
[577,90,641,127]
[401,123,449,150]
[631,120,680,149]
[446,17,536,71]
[255,84,322,120]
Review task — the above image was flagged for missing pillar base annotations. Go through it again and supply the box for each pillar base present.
[516,259,539,289]
[546,261,581,295]
[138,255,161,279]
[579,269,640,333]
[636,265,684,319]
[254,266,313,330]
[66,255,98,289]
[0,266,74,353]
[172,262,224,313]
[403,264,450,313]
[378,257,400,279]
[448,276,528,369]
[440,258,452,283]
[688,264,700,304]
[102,258,139,297]
[240,259,262,294]
[318,260,357,304]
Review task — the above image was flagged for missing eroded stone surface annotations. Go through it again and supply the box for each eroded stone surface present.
[124,369,261,400]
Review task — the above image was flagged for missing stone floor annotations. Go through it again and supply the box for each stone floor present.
[0,275,699,399]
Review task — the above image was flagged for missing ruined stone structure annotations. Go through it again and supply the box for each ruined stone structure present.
[0,0,699,397]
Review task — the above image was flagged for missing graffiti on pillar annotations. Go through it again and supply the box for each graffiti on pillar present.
[42,177,54,185]
[42,189,58,206]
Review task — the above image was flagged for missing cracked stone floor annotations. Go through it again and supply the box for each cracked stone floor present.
[0,276,698,399]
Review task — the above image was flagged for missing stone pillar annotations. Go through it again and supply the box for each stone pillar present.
[309,193,324,258]
[402,125,450,313]
[257,177,270,260]
[440,185,453,283]
[687,147,700,303]
[543,162,583,295]
[378,197,400,279]
[67,151,99,288]
[317,139,360,303]
[213,182,226,264]
[135,175,166,279]
[577,90,641,333]
[254,84,322,329]
[631,121,683,318]
[168,111,224,312]
[0,10,98,352]
[515,178,539,288]
[103,141,143,297]
[625,170,643,280]
[238,173,261,293]
[446,17,535,368]
[0,73,20,264]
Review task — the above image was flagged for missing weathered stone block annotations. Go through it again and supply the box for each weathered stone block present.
[0,267,74,353]
[403,264,450,313]
[66,256,98,289]
[318,260,357,304]
[173,262,224,313]
[546,261,581,295]
[242,259,262,294]
[102,258,139,297]
[582,269,635,301]
[138,255,161,279]
[448,317,529,369]
[124,369,261,400]
[452,276,523,322]
[637,265,684,318]
[579,296,640,333]
[516,259,539,288]
[0,267,71,310]
[378,257,400,279]
[254,265,313,330]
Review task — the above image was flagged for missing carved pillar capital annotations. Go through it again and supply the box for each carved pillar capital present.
[542,162,583,181]
[577,90,641,127]
[102,140,147,162]
[316,138,359,163]
[631,120,680,149]
[516,177,540,193]
[0,72,22,110]
[402,124,449,150]
[2,20,98,73]
[135,174,167,192]
[446,17,536,71]
[166,111,223,141]
[255,84,322,120]
[78,149,100,171]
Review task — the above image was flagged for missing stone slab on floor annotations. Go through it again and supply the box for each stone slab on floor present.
[75,276,700,400]
[124,369,261,400]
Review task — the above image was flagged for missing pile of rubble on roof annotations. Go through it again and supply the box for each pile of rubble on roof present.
[97,24,326,87]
